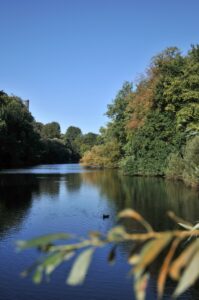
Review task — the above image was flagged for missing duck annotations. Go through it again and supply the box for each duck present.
[103,214,110,219]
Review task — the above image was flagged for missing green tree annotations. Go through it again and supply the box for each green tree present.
[0,92,41,167]
[64,126,82,161]
[106,81,133,150]
[75,132,98,155]
[122,46,199,177]
[81,82,133,167]
[64,126,82,143]
[41,122,61,139]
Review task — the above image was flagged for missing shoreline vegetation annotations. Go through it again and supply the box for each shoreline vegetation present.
[81,45,199,189]
[0,90,99,168]
[1,45,199,188]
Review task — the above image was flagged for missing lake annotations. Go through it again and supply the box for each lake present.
[0,164,199,300]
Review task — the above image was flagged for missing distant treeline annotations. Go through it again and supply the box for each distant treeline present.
[81,45,199,188]
[0,91,98,168]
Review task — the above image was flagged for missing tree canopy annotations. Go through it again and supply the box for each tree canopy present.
[0,93,97,168]
[81,45,199,187]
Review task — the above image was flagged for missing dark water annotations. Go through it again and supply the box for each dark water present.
[0,164,199,300]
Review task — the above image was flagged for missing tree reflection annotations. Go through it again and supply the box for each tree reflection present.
[81,170,199,230]
[0,175,38,238]
[33,175,60,196]
[64,173,82,192]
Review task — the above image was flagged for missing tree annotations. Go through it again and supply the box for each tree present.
[81,82,133,167]
[0,92,41,167]
[75,132,99,155]
[63,126,82,161]
[64,126,82,143]
[41,122,61,139]
[81,139,120,168]
[40,139,71,163]
[33,122,44,136]
[122,45,199,178]
[106,81,133,149]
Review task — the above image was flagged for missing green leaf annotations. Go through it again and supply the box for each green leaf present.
[42,251,75,275]
[67,248,95,286]
[16,233,70,251]
[107,226,126,242]
[174,251,199,297]
[33,266,43,284]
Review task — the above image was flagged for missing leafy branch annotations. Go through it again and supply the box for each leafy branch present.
[17,209,199,300]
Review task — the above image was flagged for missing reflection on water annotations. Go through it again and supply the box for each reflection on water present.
[81,170,199,230]
[0,175,37,238]
[0,164,198,300]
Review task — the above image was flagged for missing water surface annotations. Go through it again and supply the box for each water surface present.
[0,164,198,300]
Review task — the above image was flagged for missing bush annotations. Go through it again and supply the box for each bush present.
[166,136,199,187]
[80,140,120,168]
[182,136,199,187]
[165,153,184,180]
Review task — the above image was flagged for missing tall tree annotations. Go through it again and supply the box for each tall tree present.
[0,92,41,167]
[41,122,61,139]
[64,126,82,142]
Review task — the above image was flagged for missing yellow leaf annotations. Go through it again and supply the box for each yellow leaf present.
[174,251,199,297]
[67,248,94,286]
[157,238,181,299]
[118,209,153,232]
[170,239,199,280]
[134,234,172,278]
[134,273,149,300]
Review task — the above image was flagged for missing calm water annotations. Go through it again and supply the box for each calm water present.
[0,164,199,300]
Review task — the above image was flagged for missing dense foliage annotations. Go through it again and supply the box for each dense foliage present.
[0,92,97,168]
[81,45,199,187]
[1,45,199,186]
[0,92,41,167]
[81,82,133,168]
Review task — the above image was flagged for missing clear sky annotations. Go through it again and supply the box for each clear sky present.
[0,0,198,134]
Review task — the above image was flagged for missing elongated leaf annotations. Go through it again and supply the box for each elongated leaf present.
[16,233,70,250]
[67,248,95,285]
[48,240,90,253]
[118,209,153,232]
[33,266,43,284]
[42,251,75,275]
[170,240,199,280]
[134,273,149,300]
[174,251,199,297]
[167,211,193,228]
[129,254,140,265]
[157,238,181,299]
[188,223,199,240]
[178,223,193,230]
[134,234,172,278]
[107,226,126,242]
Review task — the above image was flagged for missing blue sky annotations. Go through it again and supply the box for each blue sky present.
[0,0,198,134]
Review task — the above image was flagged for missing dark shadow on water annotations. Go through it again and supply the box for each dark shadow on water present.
[0,175,37,238]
